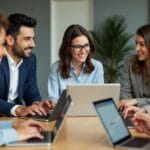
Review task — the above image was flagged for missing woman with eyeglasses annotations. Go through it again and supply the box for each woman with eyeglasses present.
[48,24,104,103]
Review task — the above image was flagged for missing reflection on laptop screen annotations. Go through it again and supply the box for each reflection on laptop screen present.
[52,95,72,139]
[94,98,130,144]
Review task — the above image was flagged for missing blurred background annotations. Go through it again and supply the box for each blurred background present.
[0,0,148,98]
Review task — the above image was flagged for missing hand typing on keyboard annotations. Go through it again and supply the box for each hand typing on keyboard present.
[122,106,145,119]
[12,119,46,141]
[38,99,56,110]
[34,100,56,115]
[15,100,56,117]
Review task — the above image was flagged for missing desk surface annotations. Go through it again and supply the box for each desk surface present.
[0,116,149,150]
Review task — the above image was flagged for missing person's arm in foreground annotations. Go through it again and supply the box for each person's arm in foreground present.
[0,119,45,146]
[132,112,150,136]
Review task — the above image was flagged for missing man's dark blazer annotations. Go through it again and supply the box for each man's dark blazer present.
[0,54,41,115]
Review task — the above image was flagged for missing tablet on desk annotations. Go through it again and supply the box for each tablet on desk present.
[92,98,150,149]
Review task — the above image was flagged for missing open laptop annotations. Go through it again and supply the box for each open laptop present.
[67,83,120,116]
[21,89,67,122]
[92,97,150,149]
[5,95,72,147]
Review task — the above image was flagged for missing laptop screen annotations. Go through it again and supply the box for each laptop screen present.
[93,98,130,145]
[52,95,72,142]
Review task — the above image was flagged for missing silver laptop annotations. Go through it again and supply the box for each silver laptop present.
[5,95,72,147]
[67,83,120,116]
[92,98,150,149]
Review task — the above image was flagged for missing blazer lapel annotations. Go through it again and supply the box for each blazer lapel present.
[1,57,10,92]
[18,61,26,100]
[135,74,143,97]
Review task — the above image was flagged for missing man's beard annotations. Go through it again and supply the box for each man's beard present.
[12,48,26,58]
[12,47,33,58]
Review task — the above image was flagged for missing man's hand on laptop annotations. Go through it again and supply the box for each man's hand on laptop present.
[37,99,56,111]
[15,100,56,116]
[15,104,48,116]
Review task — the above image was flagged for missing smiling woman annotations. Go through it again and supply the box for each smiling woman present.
[70,35,91,70]
[48,24,104,102]
[119,24,150,112]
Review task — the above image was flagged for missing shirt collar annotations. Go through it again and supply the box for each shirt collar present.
[70,62,86,70]
[5,51,23,68]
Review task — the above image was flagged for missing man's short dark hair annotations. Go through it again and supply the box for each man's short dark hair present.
[7,13,37,37]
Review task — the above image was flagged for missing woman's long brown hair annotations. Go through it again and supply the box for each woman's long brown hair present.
[58,24,95,79]
[131,24,150,83]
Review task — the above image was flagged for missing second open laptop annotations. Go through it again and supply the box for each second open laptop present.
[92,97,150,149]
[5,95,72,147]
[67,83,120,116]
[21,89,67,122]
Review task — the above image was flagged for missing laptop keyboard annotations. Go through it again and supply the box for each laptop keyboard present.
[123,117,133,127]
[26,114,51,120]
[123,137,150,148]
[27,131,52,143]
[119,112,133,127]
[26,110,53,120]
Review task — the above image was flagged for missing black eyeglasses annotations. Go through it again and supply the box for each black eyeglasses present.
[71,44,90,52]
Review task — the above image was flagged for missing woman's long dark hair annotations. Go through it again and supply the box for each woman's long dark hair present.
[58,24,95,79]
[0,13,9,31]
[131,24,150,82]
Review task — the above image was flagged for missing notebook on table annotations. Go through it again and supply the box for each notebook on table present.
[92,97,150,149]
[21,89,67,122]
[67,83,120,116]
[5,95,72,147]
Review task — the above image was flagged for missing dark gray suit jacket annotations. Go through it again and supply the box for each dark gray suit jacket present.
[120,55,150,107]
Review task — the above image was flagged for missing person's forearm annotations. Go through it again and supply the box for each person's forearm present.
[0,121,12,129]
[136,98,150,106]
[0,99,14,115]
[0,128,17,145]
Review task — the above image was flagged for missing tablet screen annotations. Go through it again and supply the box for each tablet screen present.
[94,98,130,144]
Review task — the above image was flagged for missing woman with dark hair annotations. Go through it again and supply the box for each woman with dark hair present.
[0,13,9,59]
[119,24,150,113]
[48,24,104,101]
